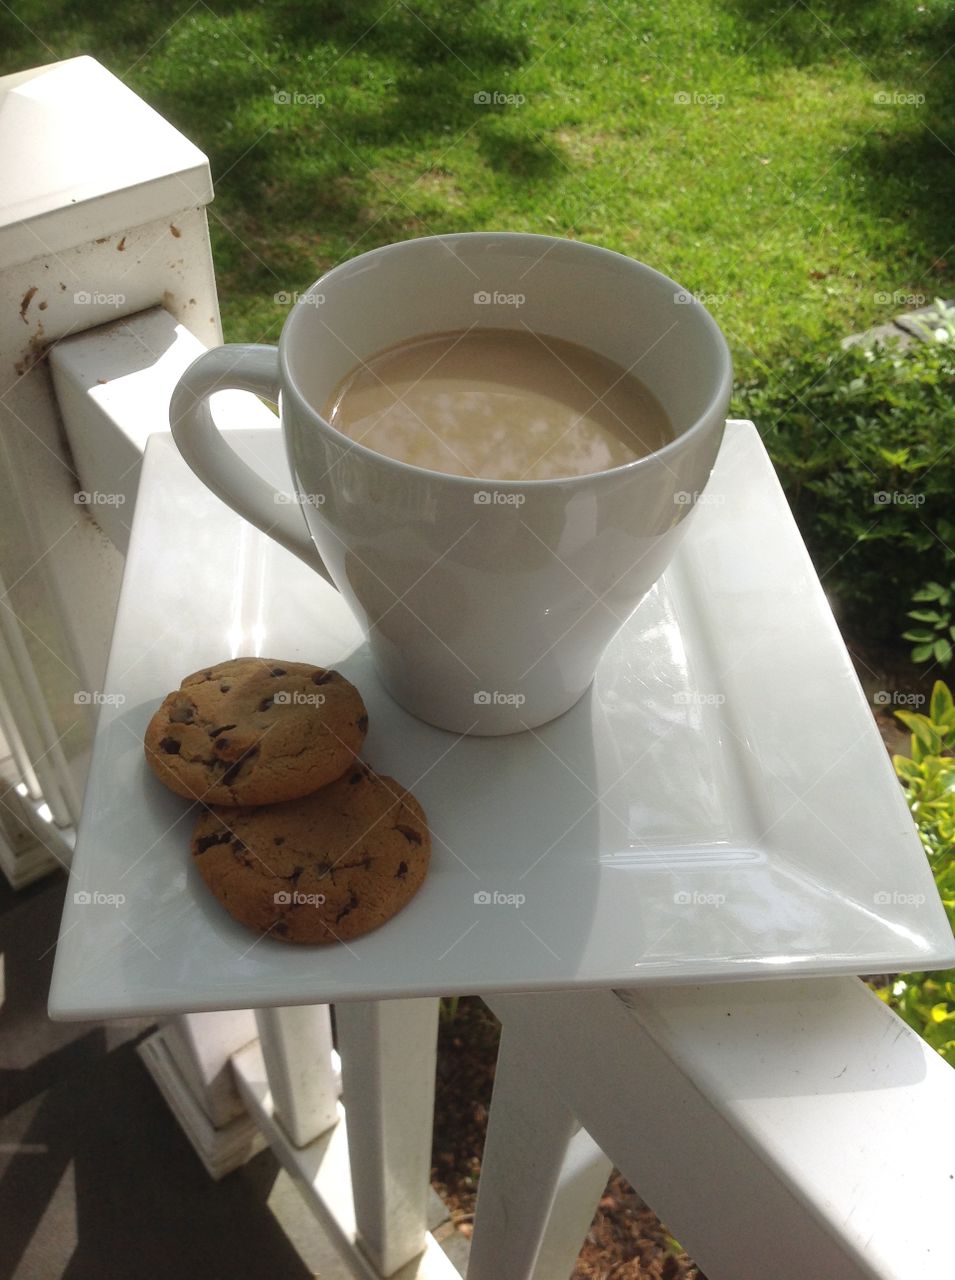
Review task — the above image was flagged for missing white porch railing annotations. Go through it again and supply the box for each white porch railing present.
[2,54,954,1280]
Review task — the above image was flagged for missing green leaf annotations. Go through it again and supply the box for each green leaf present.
[878,447,911,468]
[904,630,935,643]
[934,638,953,665]
[937,707,955,734]
[914,583,948,602]
[894,756,921,782]
[911,644,937,662]
[931,681,955,723]
[908,610,943,624]
[897,712,942,753]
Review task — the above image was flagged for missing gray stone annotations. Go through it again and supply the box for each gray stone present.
[894,300,955,342]
[840,323,912,351]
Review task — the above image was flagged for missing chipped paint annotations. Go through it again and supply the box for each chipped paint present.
[19,285,37,323]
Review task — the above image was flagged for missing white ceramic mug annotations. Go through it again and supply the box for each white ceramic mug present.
[170,232,732,735]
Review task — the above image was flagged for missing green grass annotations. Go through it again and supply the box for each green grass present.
[3,1,954,364]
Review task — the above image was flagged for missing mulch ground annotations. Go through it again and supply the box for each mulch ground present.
[430,996,706,1279]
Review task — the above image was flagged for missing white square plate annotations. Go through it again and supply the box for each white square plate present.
[49,421,955,1018]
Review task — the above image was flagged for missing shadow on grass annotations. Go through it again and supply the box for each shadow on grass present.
[6,0,952,334]
[722,0,952,70]
[0,0,561,301]
[722,0,955,285]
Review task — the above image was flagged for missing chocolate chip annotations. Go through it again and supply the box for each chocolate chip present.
[357,715,368,732]
[396,861,408,878]
[396,824,422,845]
[339,854,372,871]
[208,724,236,737]
[273,836,285,846]
[335,889,358,923]
[195,830,231,853]
[290,866,303,884]
[169,702,195,723]
[223,747,257,786]
[258,696,274,711]
[219,683,231,693]
[273,921,289,936]
[312,669,333,684]
[349,771,363,784]
[270,667,287,676]
[215,737,230,750]
[159,737,180,754]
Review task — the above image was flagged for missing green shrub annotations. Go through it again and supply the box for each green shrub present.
[877,681,955,1063]
[904,579,955,669]
[732,340,955,645]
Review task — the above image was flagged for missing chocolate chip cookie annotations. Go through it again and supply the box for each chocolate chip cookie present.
[145,657,367,805]
[190,765,431,943]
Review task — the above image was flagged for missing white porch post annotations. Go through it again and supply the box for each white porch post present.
[0,55,224,881]
[467,1019,612,1280]
[0,55,269,1175]
[255,1005,339,1148]
[335,998,442,1276]
[0,56,220,715]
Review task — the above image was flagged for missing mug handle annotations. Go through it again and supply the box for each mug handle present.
[170,344,333,584]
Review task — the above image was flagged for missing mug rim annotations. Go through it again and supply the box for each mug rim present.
[279,231,733,488]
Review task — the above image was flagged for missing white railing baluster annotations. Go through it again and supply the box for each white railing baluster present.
[255,1005,339,1147]
[160,1011,258,1128]
[0,574,80,827]
[0,661,44,801]
[468,1021,611,1280]
[137,1011,267,1179]
[335,998,441,1276]
[531,1128,614,1280]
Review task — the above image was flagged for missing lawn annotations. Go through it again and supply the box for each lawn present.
[3,1,954,366]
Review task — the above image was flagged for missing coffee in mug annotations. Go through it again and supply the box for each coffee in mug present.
[323,327,673,481]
